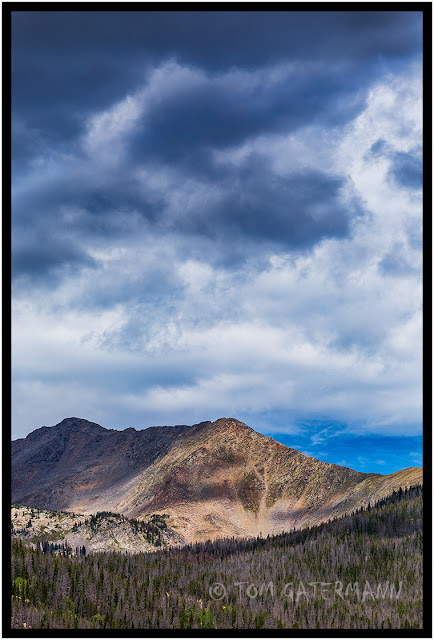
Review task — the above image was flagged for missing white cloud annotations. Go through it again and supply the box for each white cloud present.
[84,93,144,157]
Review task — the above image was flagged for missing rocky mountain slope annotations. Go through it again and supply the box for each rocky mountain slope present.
[11,504,183,553]
[12,417,422,543]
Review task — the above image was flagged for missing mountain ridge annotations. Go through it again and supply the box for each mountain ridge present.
[12,416,422,543]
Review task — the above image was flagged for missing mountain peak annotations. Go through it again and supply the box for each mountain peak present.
[56,417,107,432]
[205,418,267,446]
[209,417,255,432]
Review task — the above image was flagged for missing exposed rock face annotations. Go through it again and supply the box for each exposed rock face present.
[11,505,184,553]
[12,417,422,543]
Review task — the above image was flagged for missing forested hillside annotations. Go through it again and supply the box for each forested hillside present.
[11,485,422,630]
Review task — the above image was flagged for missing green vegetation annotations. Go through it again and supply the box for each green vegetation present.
[82,511,168,546]
[11,485,422,629]
[11,508,171,550]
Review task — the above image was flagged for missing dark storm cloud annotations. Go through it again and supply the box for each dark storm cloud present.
[12,119,45,174]
[128,65,368,164]
[12,11,422,75]
[12,142,361,282]
[12,237,96,282]
[169,166,356,248]
[12,11,421,151]
[12,46,374,284]
[11,10,421,285]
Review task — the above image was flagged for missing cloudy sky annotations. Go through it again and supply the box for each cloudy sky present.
[11,11,423,473]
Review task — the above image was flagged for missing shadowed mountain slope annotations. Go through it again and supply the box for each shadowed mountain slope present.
[12,417,422,543]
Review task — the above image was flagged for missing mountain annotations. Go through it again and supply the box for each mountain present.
[11,417,422,543]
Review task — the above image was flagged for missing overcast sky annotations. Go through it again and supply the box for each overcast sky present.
[11,11,423,473]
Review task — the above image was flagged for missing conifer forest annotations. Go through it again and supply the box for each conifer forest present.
[11,485,422,630]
